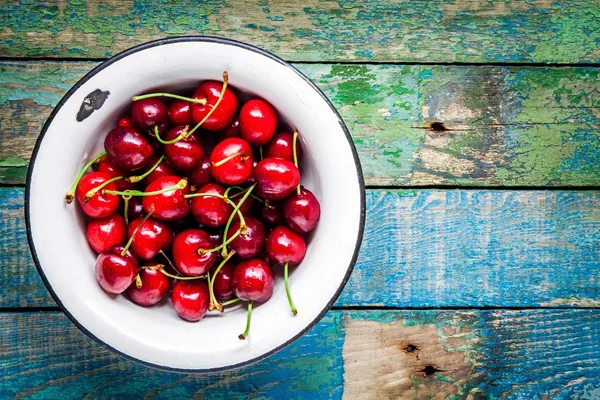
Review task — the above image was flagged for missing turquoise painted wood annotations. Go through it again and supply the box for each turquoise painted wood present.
[1,310,600,399]
[3,188,599,308]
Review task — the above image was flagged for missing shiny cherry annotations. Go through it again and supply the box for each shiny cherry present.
[104,126,154,171]
[127,216,173,260]
[76,172,120,218]
[86,214,127,254]
[191,81,238,131]
[142,175,190,221]
[264,132,302,163]
[172,280,210,322]
[231,259,274,303]
[118,117,132,127]
[266,226,306,265]
[141,155,176,185]
[259,201,284,226]
[239,99,278,146]
[254,158,300,200]
[131,98,170,137]
[95,245,139,294]
[172,229,216,276]
[210,138,254,185]
[226,217,266,259]
[211,262,235,302]
[283,188,321,233]
[96,154,134,191]
[206,230,223,248]
[164,126,204,171]
[126,267,171,306]
[219,117,241,140]
[189,156,213,187]
[168,100,193,126]
[190,183,232,228]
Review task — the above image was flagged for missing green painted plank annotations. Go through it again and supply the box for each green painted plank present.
[3,187,599,308]
[1,1,599,63]
[1,310,600,398]
[2,61,600,186]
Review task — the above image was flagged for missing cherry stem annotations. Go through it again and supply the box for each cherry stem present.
[142,264,206,280]
[135,273,143,289]
[131,93,207,105]
[83,175,124,202]
[159,250,181,276]
[284,262,298,315]
[154,125,188,145]
[65,151,107,203]
[221,184,256,257]
[208,250,236,312]
[212,151,248,168]
[293,130,301,196]
[186,71,229,138]
[226,186,263,202]
[123,196,130,225]
[238,301,253,340]
[103,178,187,197]
[222,298,240,307]
[259,146,263,160]
[121,206,154,256]
[126,155,165,183]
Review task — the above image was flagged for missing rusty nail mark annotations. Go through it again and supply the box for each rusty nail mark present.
[416,365,443,377]
[399,343,421,353]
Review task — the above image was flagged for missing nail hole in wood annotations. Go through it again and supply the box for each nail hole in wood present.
[400,343,420,353]
[428,121,448,132]
[416,365,442,377]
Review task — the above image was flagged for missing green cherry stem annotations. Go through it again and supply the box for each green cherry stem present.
[221,184,256,258]
[83,175,124,202]
[126,155,165,183]
[293,129,301,196]
[123,196,130,225]
[65,151,107,203]
[142,264,206,280]
[121,206,154,256]
[221,298,240,307]
[238,301,253,340]
[103,178,187,197]
[208,250,237,312]
[284,262,298,315]
[213,151,248,168]
[132,93,207,105]
[186,71,229,138]
[155,125,188,145]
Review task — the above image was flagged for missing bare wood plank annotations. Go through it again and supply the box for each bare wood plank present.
[1,1,599,63]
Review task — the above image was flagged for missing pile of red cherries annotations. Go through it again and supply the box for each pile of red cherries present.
[65,72,320,339]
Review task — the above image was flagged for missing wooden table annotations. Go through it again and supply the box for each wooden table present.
[2,1,600,398]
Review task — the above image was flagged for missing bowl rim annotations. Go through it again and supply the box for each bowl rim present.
[25,35,366,373]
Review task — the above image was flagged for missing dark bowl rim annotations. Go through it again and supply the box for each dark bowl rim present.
[25,35,366,373]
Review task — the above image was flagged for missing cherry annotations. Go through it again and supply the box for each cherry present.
[191,81,238,131]
[210,138,254,185]
[141,155,176,185]
[239,99,278,146]
[226,217,266,259]
[259,201,284,226]
[118,117,132,127]
[127,216,173,260]
[189,156,213,187]
[104,126,154,171]
[264,132,302,163]
[211,262,235,302]
[168,100,193,126]
[142,176,190,221]
[126,266,171,306]
[283,187,321,233]
[163,126,204,171]
[96,154,134,191]
[126,197,145,221]
[254,158,300,200]
[131,98,170,137]
[206,229,223,248]
[172,280,210,322]
[266,226,306,266]
[95,245,139,294]
[230,189,257,222]
[76,172,120,218]
[172,229,216,276]
[86,214,127,254]
[219,116,241,140]
[189,183,233,228]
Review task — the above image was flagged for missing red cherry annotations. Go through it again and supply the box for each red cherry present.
[189,156,213,187]
[218,117,241,140]
[96,154,134,191]
[95,245,139,294]
[86,214,127,254]
[239,99,278,146]
[126,197,145,221]
[104,126,154,171]
[163,126,204,171]
[211,262,235,302]
[127,216,173,260]
[76,172,120,218]
[172,229,216,276]
[131,98,170,137]
[283,188,321,233]
[172,280,210,322]
[254,158,300,200]
[190,183,233,228]
[141,155,176,185]
[226,217,266,259]
[191,81,238,131]
[259,201,284,226]
[142,175,190,221]
[266,226,306,265]
[126,267,171,306]
[210,138,254,185]
[118,117,132,127]
[264,132,302,163]
[168,100,193,126]
[231,259,274,303]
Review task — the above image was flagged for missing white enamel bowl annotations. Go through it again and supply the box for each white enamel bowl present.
[26,37,365,372]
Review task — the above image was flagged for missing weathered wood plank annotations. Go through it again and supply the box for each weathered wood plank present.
[4,188,599,308]
[1,1,599,63]
[2,310,599,399]
[2,61,600,186]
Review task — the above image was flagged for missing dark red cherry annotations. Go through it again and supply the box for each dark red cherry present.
[96,154,134,191]
[104,126,154,171]
[266,226,306,266]
[207,230,223,248]
[210,138,254,185]
[254,158,300,200]
[127,216,173,260]
[191,81,238,131]
[126,267,171,306]
[264,132,302,163]
[126,197,145,221]
[172,280,210,322]
[118,117,132,127]
[168,100,193,126]
[211,262,235,302]
[231,259,274,303]
[163,126,204,171]
[86,214,127,254]
[142,155,176,185]
[190,183,232,228]
[246,160,259,184]
[189,156,213,187]
[283,188,321,233]
[172,229,216,276]
[95,245,139,294]
[239,99,278,146]
[226,217,266,259]
[76,172,120,218]
[142,175,190,221]
[259,201,284,226]
[131,98,170,137]
[219,117,241,140]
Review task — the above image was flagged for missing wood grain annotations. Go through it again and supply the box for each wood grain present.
[2,310,600,399]
[4,188,600,308]
[1,1,599,63]
[2,61,600,186]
